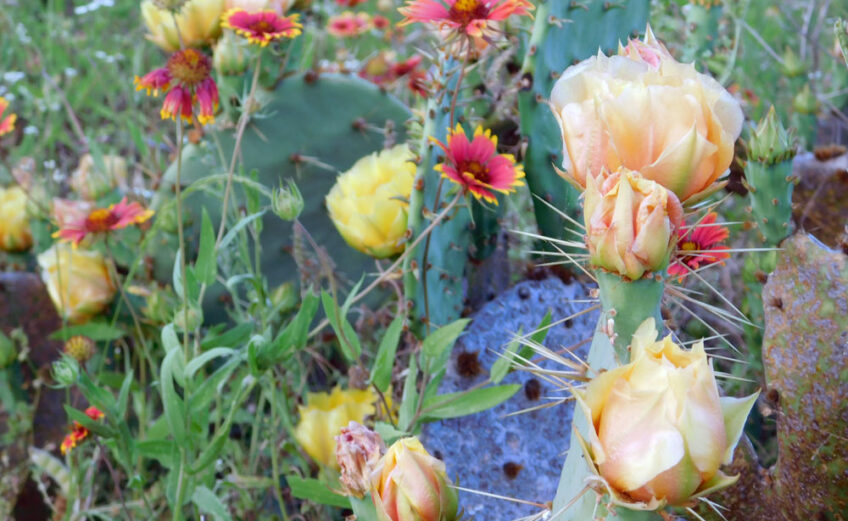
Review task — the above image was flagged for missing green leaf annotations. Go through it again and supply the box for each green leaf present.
[190,433,228,475]
[185,348,236,381]
[398,356,419,431]
[420,319,470,374]
[321,290,362,361]
[260,290,319,368]
[516,309,552,365]
[490,331,521,384]
[173,249,183,299]
[200,323,253,350]
[137,439,177,468]
[160,349,187,446]
[371,315,404,393]
[220,210,266,250]
[116,370,134,418]
[49,322,124,342]
[195,208,217,285]
[191,486,233,521]
[421,384,520,420]
[287,476,351,509]
[373,421,407,445]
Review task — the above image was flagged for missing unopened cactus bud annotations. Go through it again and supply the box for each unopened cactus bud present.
[748,106,796,165]
[0,330,16,368]
[64,336,96,364]
[335,421,385,498]
[213,30,250,76]
[272,180,305,221]
[780,46,806,78]
[370,437,458,521]
[51,355,80,388]
[792,84,819,115]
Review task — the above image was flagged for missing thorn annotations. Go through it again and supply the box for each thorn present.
[771,198,779,206]
[568,1,588,10]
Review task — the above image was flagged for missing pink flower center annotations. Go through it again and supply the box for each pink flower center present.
[85,208,119,232]
[460,160,490,183]
[680,241,698,251]
[448,0,488,26]
[251,20,274,32]
[167,49,211,87]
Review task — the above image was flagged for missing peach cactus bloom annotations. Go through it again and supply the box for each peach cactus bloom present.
[584,167,683,281]
[141,0,227,52]
[573,318,758,508]
[550,26,744,203]
[37,243,116,323]
[370,437,458,521]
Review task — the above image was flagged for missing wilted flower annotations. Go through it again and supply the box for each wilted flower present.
[272,179,304,221]
[432,125,524,204]
[37,244,117,324]
[335,421,385,497]
[135,48,220,125]
[573,319,758,508]
[584,167,683,281]
[70,154,128,201]
[0,186,33,252]
[0,96,16,136]
[222,8,302,46]
[326,144,416,258]
[399,0,533,41]
[327,12,372,37]
[64,336,96,364]
[668,212,730,279]
[550,26,744,203]
[293,386,380,468]
[60,406,105,455]
[54,197,153,246]
[141,0,226,52]
[370,437,459,521]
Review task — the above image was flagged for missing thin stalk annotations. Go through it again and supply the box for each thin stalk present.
[268,383,291,521]
[175,119,190,362]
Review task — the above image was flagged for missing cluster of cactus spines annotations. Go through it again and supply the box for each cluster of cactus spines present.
[153,74,411,311]
[681,0,722,64]
[744,106,799,247]
[403,54,472,332]
[517,0,650,245]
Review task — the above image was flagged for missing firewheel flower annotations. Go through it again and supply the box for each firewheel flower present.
[0,96,16,136]
[432,125,524,204]
[668,212,730,278]
[572,318,758,509]
[399,0,533,39]
[327,12,372,38]
[135,48,220,125]
[60,406,105,455]
[222,8,302,46]
[53,197,154,246]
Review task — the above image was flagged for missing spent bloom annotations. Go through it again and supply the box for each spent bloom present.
[293,386,382,468]
[141,0,226,52]
[399,0,533,40]
[38,244,117,323]
[54,197,153,246]
[64,335,96,364]
[327,11,372,38]
[550,26,744,203]
[0,186,33,252]
[222,8,302,46]
[60,406,105,455]
[0,96,16,136]
[370,437,459,521]
[335,421,386,498]
[135,48,220,124]
[573,318,758,508]
[432,125,524,204]
[326,144,416,258]
[667,212,730,279]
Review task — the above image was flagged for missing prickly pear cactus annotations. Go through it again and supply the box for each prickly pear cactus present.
[681,1,722,64]
[154,73,411,297]
[403,56,472,331]
[702,233,848,519]
[517,0,650,244]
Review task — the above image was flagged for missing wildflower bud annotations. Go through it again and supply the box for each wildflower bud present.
[780,47,806,78]
[272,180,305,222]
[747,106,796,165]
[269,281,297,312]
[573,319,758,508]
[370,437,458,521]
[335,421,385,498]
[213,30,250,76]
[0,330,16,368]
[64,336,96,364]
[584,168,683,281]
[70,154,128,201]
[51,356,80,388]
[173,305,203,332]
[792,84,819,115]
[0,186,33,252]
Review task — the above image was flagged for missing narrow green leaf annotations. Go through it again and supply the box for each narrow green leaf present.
[398,356,419,431]
[490,332,521,384]
[162,324,180,353]
[49,322,124,342]
[422,384,520,420]
[137,439,177,468]
[200,323,253,350]
[371,315,404,393]
[373,421,407,445]
[260,291,319,368]
[287,476,351,509]
[321,291,361,361]
[160,349,187,446]
[173,249,183,299]
[191,485,233,521]
[220,210,265,250]
[185,348,236,381]
[516,309,553,364]
[116,370,134,417]
[195,209,217,285]
[421,319,470,374]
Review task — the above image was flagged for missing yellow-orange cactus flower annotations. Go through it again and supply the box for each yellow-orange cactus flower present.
[0,186,33,252]
[37,244,117,324]
[326,145,416,258]
[573,318,758,509]
[584,167,683,281]
[550,26,743,203]
[141,0,226,52]
[370,437,459,521]
[293,386,380,468]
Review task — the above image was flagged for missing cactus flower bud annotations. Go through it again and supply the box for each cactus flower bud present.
[780,47,806,78]
[370,437,458,521]
[792,84,819,115]
[272,180,305,221]
[64,336,96,364]
[0,185,33,252]
[584,168,683,281]
[335,421,385,498]
[748,106,796,165]
[573,318,758,509]
[37,244,117,324]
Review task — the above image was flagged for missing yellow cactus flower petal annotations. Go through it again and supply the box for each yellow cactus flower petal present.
[0,186,33,252]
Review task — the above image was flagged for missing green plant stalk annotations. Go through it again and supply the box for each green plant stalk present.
[551,270,664,520]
